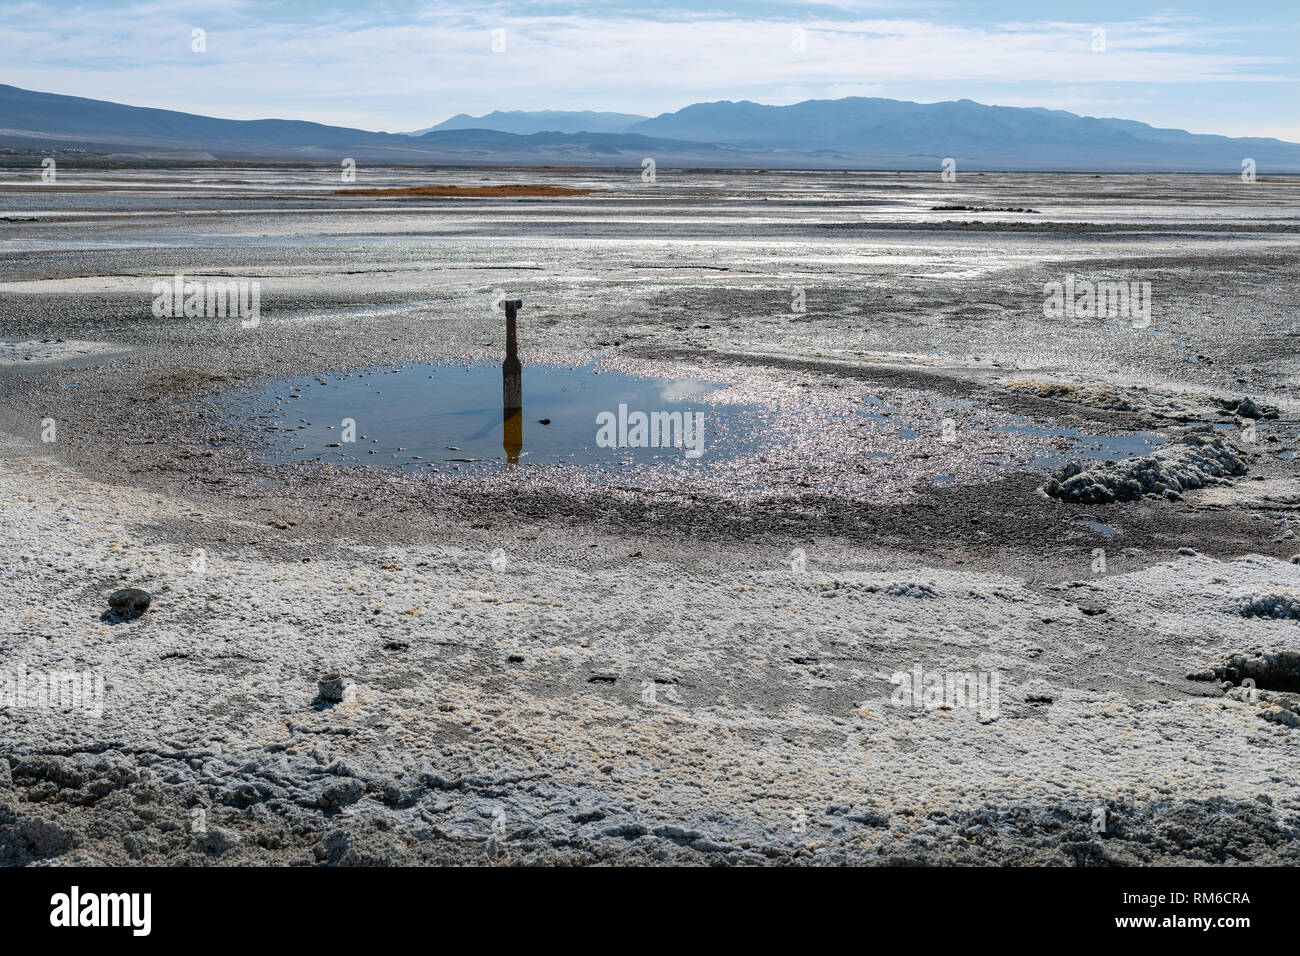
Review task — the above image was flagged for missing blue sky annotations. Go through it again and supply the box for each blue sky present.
[2,0,1297,140]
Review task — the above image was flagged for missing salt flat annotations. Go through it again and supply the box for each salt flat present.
[1,167,1298,864]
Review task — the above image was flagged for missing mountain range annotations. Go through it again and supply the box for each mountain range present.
[3,84,1298,171]
[412,110,649,136]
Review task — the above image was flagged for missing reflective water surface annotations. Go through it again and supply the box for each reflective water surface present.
[233,359,768,472]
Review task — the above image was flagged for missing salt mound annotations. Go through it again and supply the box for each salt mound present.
[1215,396,1279,420]
[1042,429,1246,504]
[815,579,938,598]
[1004,379,1141,412]
[1188,647,1300,690]
[1224,684,1300,727]
[1241,591,1300,620]
[883,581,938,599]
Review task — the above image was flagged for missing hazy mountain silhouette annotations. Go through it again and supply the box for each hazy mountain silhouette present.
[413,110,647,136]
[626,97,1300,170]
[2,84,1297,171]
[0,83,407,154]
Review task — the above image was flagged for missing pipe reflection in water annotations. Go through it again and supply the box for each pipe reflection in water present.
[502,299,523,466]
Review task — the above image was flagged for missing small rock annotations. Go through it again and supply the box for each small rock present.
[1234,397,1264,420]
[108,588,151,613]
[318,673,348,701]
[1023,680,1055,703]
[191,826,240,855]
[318,778,365,810]
[537,419,551,425]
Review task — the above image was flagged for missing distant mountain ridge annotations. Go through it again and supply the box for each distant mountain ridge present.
[412,110,648,136]
[3,84,1298,171]
[624,97,1300,168]
[0,83,408,153]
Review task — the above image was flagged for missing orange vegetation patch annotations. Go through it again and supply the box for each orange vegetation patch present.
[334,184,596,197]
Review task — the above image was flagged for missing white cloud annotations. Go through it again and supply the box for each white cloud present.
[0,3,1293,137]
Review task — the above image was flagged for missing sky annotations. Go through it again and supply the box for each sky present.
[2,0,1297,141]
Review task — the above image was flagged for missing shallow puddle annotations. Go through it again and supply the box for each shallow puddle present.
[227,359,1178,495]
[864,398,1165,468]
[232,360,770,472]
[1002,423,1164,468]
[1078,519,1120,535]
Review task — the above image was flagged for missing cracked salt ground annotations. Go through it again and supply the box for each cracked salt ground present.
[3,441,1298,864]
